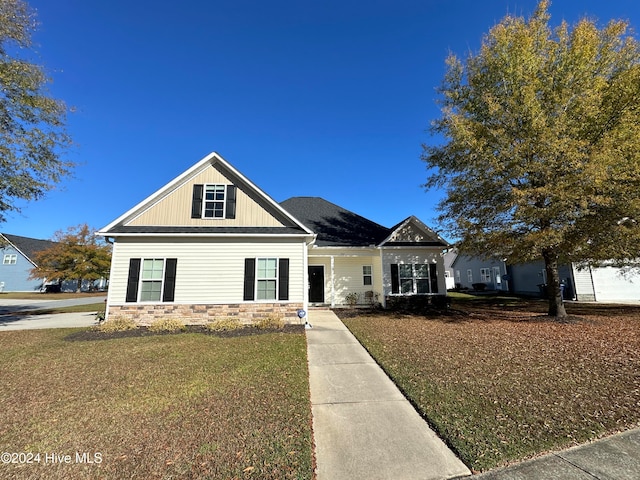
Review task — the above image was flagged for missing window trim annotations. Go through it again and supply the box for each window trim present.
[138,258,166,302]
[256,257,278,301]
[480,268,491,283]
[467,269,473,283]
[203,183,227,219]
[363,265,372,286]
[3,254,17,265]
[392,263,438,295]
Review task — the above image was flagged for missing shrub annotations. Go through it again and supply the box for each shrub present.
[345,292,359,306]
[206,317,244,332]
[148,318,186,333]
[255,314,285,330]
[97,316,138,333]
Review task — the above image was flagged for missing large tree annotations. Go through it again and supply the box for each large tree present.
[30,224,111,292]
[423,1,640,317]
[0,0,72,222]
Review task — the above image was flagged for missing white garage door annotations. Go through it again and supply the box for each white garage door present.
[591,266,640,302]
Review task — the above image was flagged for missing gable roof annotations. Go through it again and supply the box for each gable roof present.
[98,152,314,237]
[380,216,449,247]
[1,233,56,265]
[280,197,449,248]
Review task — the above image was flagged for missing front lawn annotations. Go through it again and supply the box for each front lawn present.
[0,328,313,479]
[338,300,640,472]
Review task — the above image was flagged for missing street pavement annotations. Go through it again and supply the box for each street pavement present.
[475,428,640,480]
[0,296,105,330]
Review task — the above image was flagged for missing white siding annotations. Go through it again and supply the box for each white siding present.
[308,247,382,306]
[591,266,640,302]
[109,237,306,305]
[381,248,447,297]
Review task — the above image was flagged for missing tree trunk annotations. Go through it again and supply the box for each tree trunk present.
[542,250,567,318]
[76,278,82,293]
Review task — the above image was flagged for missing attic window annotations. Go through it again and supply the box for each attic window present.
[204,184,226,218]
[191,184,237,219]
[3,254,16,265]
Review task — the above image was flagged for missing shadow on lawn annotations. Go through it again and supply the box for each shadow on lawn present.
[334,295,640,324]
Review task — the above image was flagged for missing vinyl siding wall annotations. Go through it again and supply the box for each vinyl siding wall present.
[108,237,307,306]
[308,248,383,305]
[127,166,284,227]
[382,248,447,298]
[0,249,41,292]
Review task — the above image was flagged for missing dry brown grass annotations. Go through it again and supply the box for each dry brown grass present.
[0,328,313,479]
[339,299,640,472]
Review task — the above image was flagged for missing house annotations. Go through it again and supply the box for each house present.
[97,152,449,324]
[0,233,57,292]
[280,197,449,308]
[449,251,639,302]
[450,253,510,292]
[0,233,108,293]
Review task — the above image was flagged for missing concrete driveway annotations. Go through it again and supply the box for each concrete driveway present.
[0,296,106,331]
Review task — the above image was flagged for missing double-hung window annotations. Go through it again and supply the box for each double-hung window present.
[257,258,278,300]
[363,265,372,285]
[125,258,177,303]
[191,184,237,220]
[243,258,289,301]
[393,263,438,294]
[204,184,226,218]
[3,254,17,265]
[480,268,491,283]
[140,259,165,301]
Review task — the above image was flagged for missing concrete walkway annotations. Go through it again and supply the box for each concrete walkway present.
[306,310,470,480]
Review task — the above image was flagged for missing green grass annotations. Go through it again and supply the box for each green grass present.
[0,328,313,479]
[339,304,640,473]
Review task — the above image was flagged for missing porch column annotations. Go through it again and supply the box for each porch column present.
[330,255,335,308]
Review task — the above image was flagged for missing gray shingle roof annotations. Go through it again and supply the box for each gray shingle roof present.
[279,197,391,247]
[105,226,308,235]
[1,233,56,262]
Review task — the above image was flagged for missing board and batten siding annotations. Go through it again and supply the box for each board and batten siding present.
[108,237,307,305]
[381,248,447,297]
[127,165,285,227]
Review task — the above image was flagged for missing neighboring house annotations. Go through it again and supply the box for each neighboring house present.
[0,233,57,292]
[97,152,449,324]
[450,251,639,302]
[450,254,510,292]
[442,249,457,290]
[0,233,108,293]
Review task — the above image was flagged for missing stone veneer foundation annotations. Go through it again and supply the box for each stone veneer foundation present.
[107,302,305,326]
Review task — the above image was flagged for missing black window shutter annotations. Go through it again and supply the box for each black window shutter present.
[243,258,255,301]
[163,258,177,302]
[390,264,399,294]
[125,258,141,302]
[278,258,289,300]
[430,263,439,294]
[191,184,204,218]
[225,185,237,219]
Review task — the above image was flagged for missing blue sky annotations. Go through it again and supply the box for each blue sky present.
[6,0,640,241]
